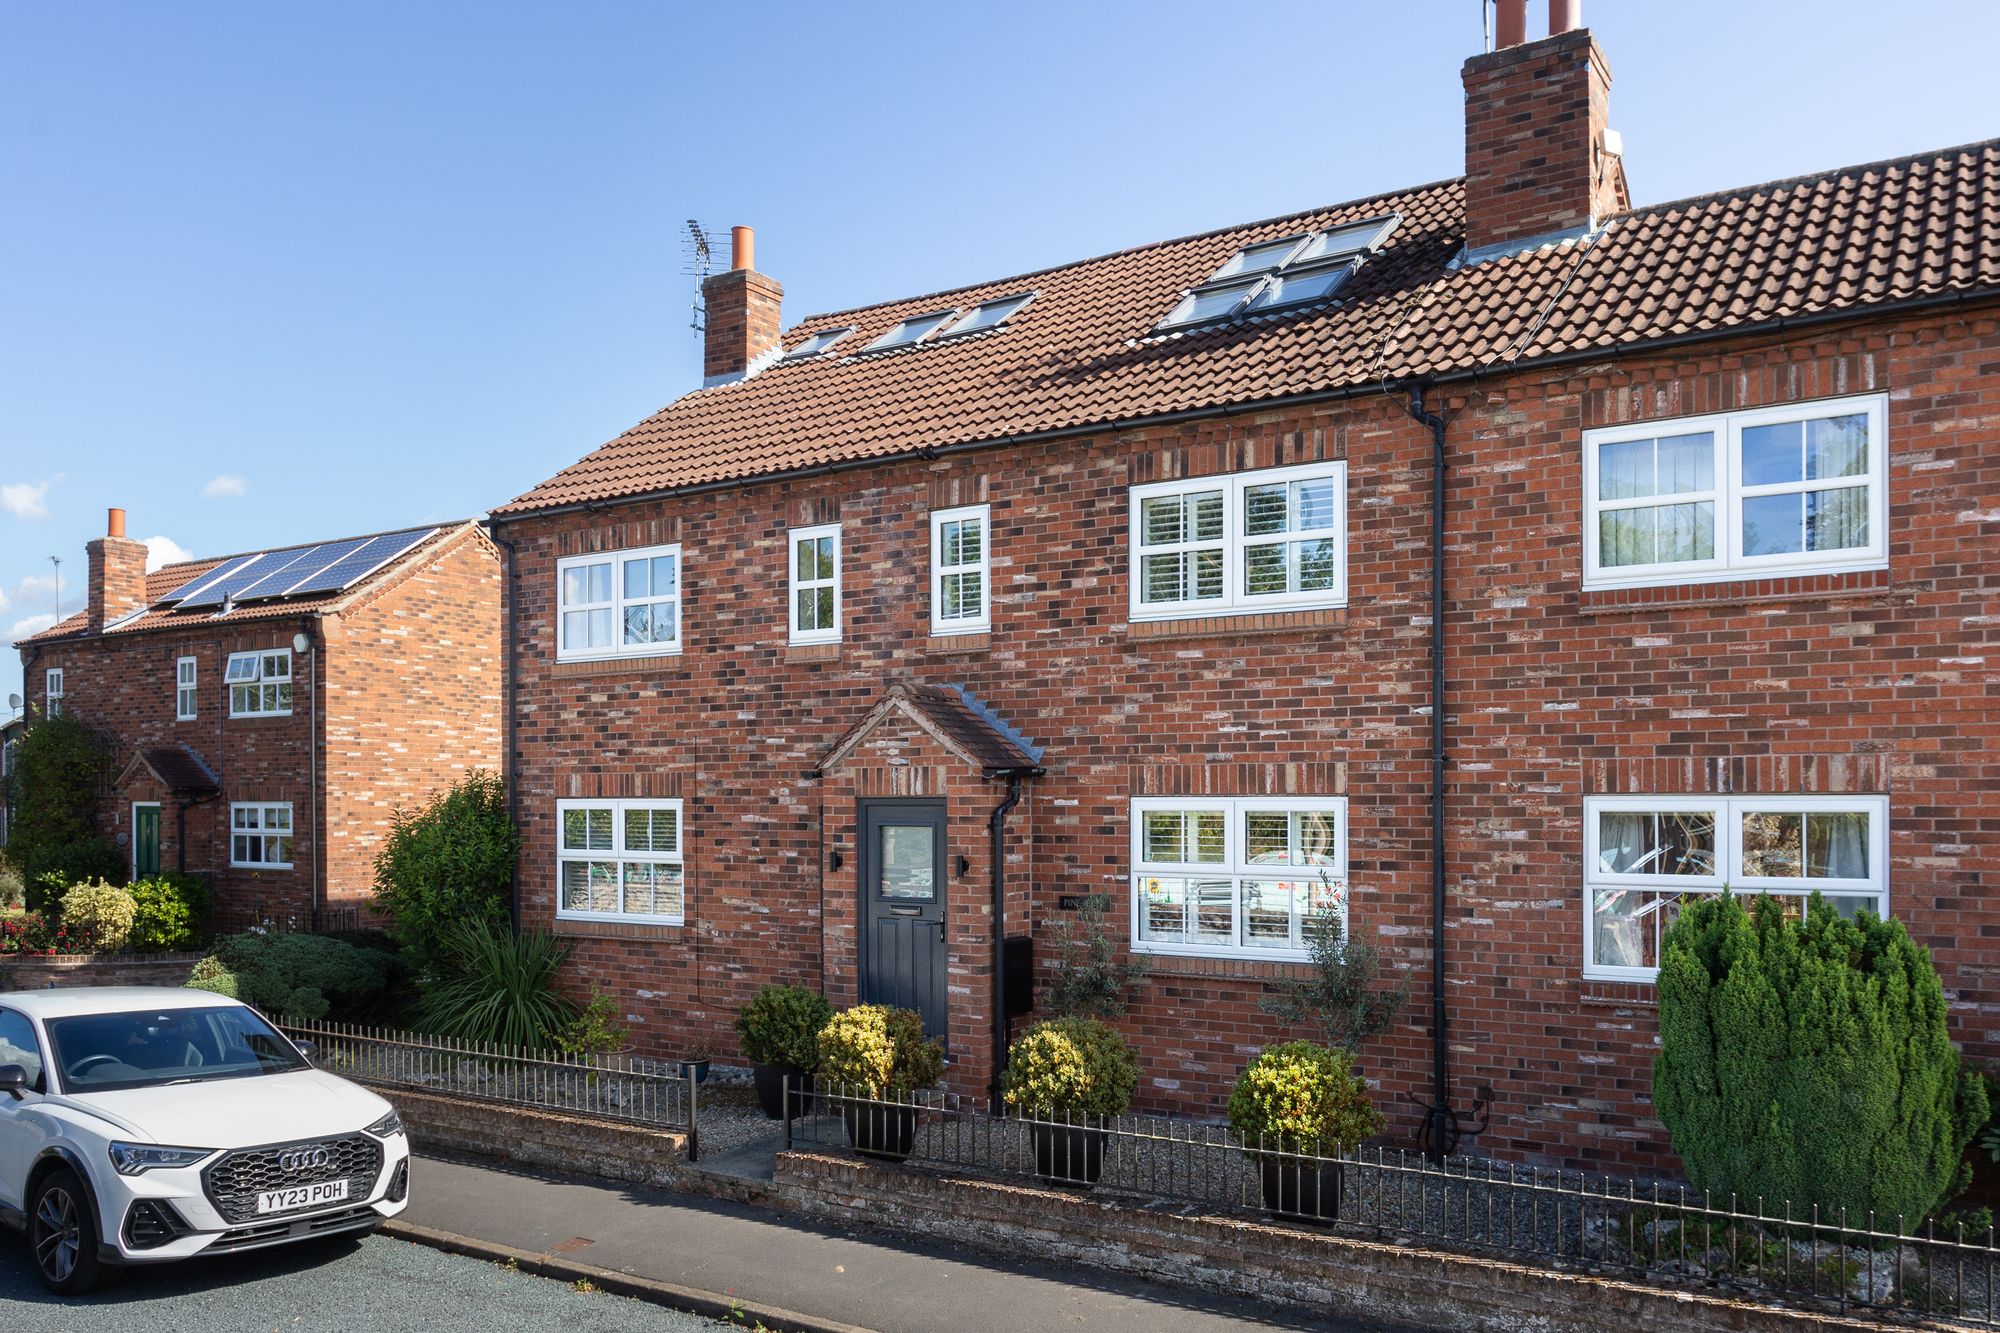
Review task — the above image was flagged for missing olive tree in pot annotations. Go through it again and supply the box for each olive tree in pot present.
[1001,1018,1138,1187]
[815,1004,944,1161]
[735,984,832,1120]
[1228,1041,1381,1223]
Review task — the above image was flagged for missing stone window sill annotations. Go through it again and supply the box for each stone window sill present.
[1138,953,1318,983]
[551,658,688,681]
[1576,568,1893,616]
[552,918,687,944]
[923,632,991,656]
[1125,606,1347,643]
[784,642,842,664]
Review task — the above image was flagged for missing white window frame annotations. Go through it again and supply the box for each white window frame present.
[226,648,293,718]
[1129,460,1348,621]
[1128,795,1348,962]
[555,542,684,663]
[929,503,992,636]
[229,802,294,870]
[44,668,63,718]
[1581,793,1890,982]
[555,797,686,925]
[1582,393,1889,591]
[787,524,842,645]
[176,656,198,721]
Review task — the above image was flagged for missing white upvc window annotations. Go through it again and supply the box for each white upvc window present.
[787,524,841,645]
[556,798,685,924]
[930,504,991,635]
[1129,796,1347,961]
[1129,460,1347,621]
[1583,793,1889,981]
[44,668,63,718]
[230,802,294,869]
[226,649,292,717]
[556,543,682,661]
[1582,393,1889,590]
[176,657,198,721]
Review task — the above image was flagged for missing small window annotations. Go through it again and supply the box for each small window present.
[556,543,683,662]
[0,1008,45,1094]
[929,504,991,636]
[1583,794,1889,980]
[44,669,63,719]
[1130,461,1346,620]
[1583,394,1889,589]
[939,293,1035,338]
[176,657,198,721]
[782,326,855,361]
[787,524,841,645]
[227,649,292,717]
[1157,216,1397,331]
[863,310,957,352]
[230,802,294,869]
[556,798,685,924]
[1130,797,1347,961]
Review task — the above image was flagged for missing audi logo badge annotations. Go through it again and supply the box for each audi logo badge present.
[279,1148,330,1173]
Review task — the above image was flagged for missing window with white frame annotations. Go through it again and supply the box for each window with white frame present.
[555,798,685,924]
[929,504,990,635]
[1130,797,1347,960]
[1130,460,1346,620]
[230,802,294,868]
[44,668,63,718]
[556,543,682,661]
[1583,393,1888,589]
[226,649,292,717]
[787,525,841,644]
[176,657,198,721]
[1583,794,1889,980]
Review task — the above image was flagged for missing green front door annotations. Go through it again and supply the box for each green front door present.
[132,804,161,878]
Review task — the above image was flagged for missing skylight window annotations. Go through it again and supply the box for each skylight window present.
[783,326,854,360]
[864,310,958,352]
[940,292,1035,338]
[1156,214,1399,332]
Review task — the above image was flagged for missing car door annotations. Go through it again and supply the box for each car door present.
[0,1006,51,1212]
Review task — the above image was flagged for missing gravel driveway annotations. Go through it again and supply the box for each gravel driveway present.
[0,1230,719,1333]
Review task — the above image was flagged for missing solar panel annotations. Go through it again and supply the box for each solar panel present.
[176,550,307,609]
[160,553,259,604]
[233,535,373,601]
[284,527,437,597]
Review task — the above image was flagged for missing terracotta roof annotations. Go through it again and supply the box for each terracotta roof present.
[15,522,479,648]
[498,138,2000,517]
[820,682,1045,777]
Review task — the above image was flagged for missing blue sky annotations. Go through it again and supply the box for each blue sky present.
[4,0,1996,710]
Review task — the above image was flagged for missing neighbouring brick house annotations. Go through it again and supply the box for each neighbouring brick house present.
[13,510,503,923]
[491,5,2000,1171]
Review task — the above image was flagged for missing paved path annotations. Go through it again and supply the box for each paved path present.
[403,1154,1388,1332]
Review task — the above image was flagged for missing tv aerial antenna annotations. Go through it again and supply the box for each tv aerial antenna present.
[683,219,721,335]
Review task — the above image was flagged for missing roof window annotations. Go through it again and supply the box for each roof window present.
[940,292,1035,338]
[1156,214,1399,332]
[782,326,855,360]
[863,310,958,352]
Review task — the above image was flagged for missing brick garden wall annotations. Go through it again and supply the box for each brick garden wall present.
[0,952,201,992]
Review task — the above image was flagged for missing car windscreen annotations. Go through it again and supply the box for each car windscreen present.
[45,1006,307,1093]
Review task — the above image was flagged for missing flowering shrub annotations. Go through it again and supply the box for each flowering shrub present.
[734,984,831,1068]
[1,911,64,955]
[60,880,137,953]
[1227,1040,1381,1157]
[815,1004,943,1097]
[1002,1018,1138,1120]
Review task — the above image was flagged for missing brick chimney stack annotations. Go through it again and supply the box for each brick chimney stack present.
[701,225,784,385]
[86,506,149,633]
[1462,0,1627,257]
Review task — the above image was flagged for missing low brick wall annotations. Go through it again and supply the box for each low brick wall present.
[382,1087,690,1187]
[0,952,202,992]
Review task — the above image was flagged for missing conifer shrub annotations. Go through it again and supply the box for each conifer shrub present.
[1654,893,1989,1227]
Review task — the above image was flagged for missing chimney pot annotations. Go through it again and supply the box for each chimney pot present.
[1495,0,1528,47]
[107,507,126,538]
[731,225,754,272]
[1549,0,1582,33]
[85,508,147,632]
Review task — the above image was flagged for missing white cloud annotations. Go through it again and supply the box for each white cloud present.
[141,534,195,572]
[14,570,67,602]
[202,474,248,499]
[8,613,56,641]
[1,475,61,520]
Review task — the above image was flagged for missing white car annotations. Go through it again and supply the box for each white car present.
[0,987,411,1293]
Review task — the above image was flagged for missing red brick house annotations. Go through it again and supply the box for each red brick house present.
[14,510,502,924]
[491,7,2000,1170]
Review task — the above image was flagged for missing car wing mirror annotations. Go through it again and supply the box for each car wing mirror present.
[293,1040,316,1063]
[0,1065,27,1100]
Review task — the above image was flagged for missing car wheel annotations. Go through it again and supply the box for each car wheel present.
[30,1167,107,1295]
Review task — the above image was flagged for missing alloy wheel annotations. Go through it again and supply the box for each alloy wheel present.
[34,1185,80,1283]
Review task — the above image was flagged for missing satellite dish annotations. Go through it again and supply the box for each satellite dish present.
[6,693,19,710]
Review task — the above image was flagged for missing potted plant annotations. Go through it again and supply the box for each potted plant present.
[735,984,832,1119]
[1228,1040,1381,1223]
[1001,1018,1138,1187]
[680,1038,715,1085]
[815,1004,943,1160]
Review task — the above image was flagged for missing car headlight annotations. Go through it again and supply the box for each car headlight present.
[108,1142,213,1175]
[363,1108,405,1139]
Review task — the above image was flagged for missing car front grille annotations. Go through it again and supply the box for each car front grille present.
[201,1134,383,1225]
[123,1199,190,1250]
[203,1204,380,1254]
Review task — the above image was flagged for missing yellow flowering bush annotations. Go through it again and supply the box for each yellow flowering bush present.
[815,1004,944,1097]
[1002,1018,1138,1120]
[59,879,138,953]
[1227,1041,1381,1156]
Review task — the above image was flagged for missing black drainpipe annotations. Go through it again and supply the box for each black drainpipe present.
[988,772,1024,1103]
[488,525,522,935]
[1405,385,1455,1160]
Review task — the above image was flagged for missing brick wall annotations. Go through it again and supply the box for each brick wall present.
[0,952,201,991]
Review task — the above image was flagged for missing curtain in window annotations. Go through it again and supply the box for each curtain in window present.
[1806,811,1869,878]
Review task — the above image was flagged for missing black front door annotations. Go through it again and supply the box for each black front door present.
[858,800,948,1040]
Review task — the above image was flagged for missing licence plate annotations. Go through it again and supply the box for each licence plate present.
[255,1179,349,1215]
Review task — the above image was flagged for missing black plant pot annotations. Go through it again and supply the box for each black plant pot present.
[1258,1157,1343,1223]
[840,1099,921,1161]
[1030,1121,1108,1187]
[752,1062,811,1120]
[683,1059,711,1085]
